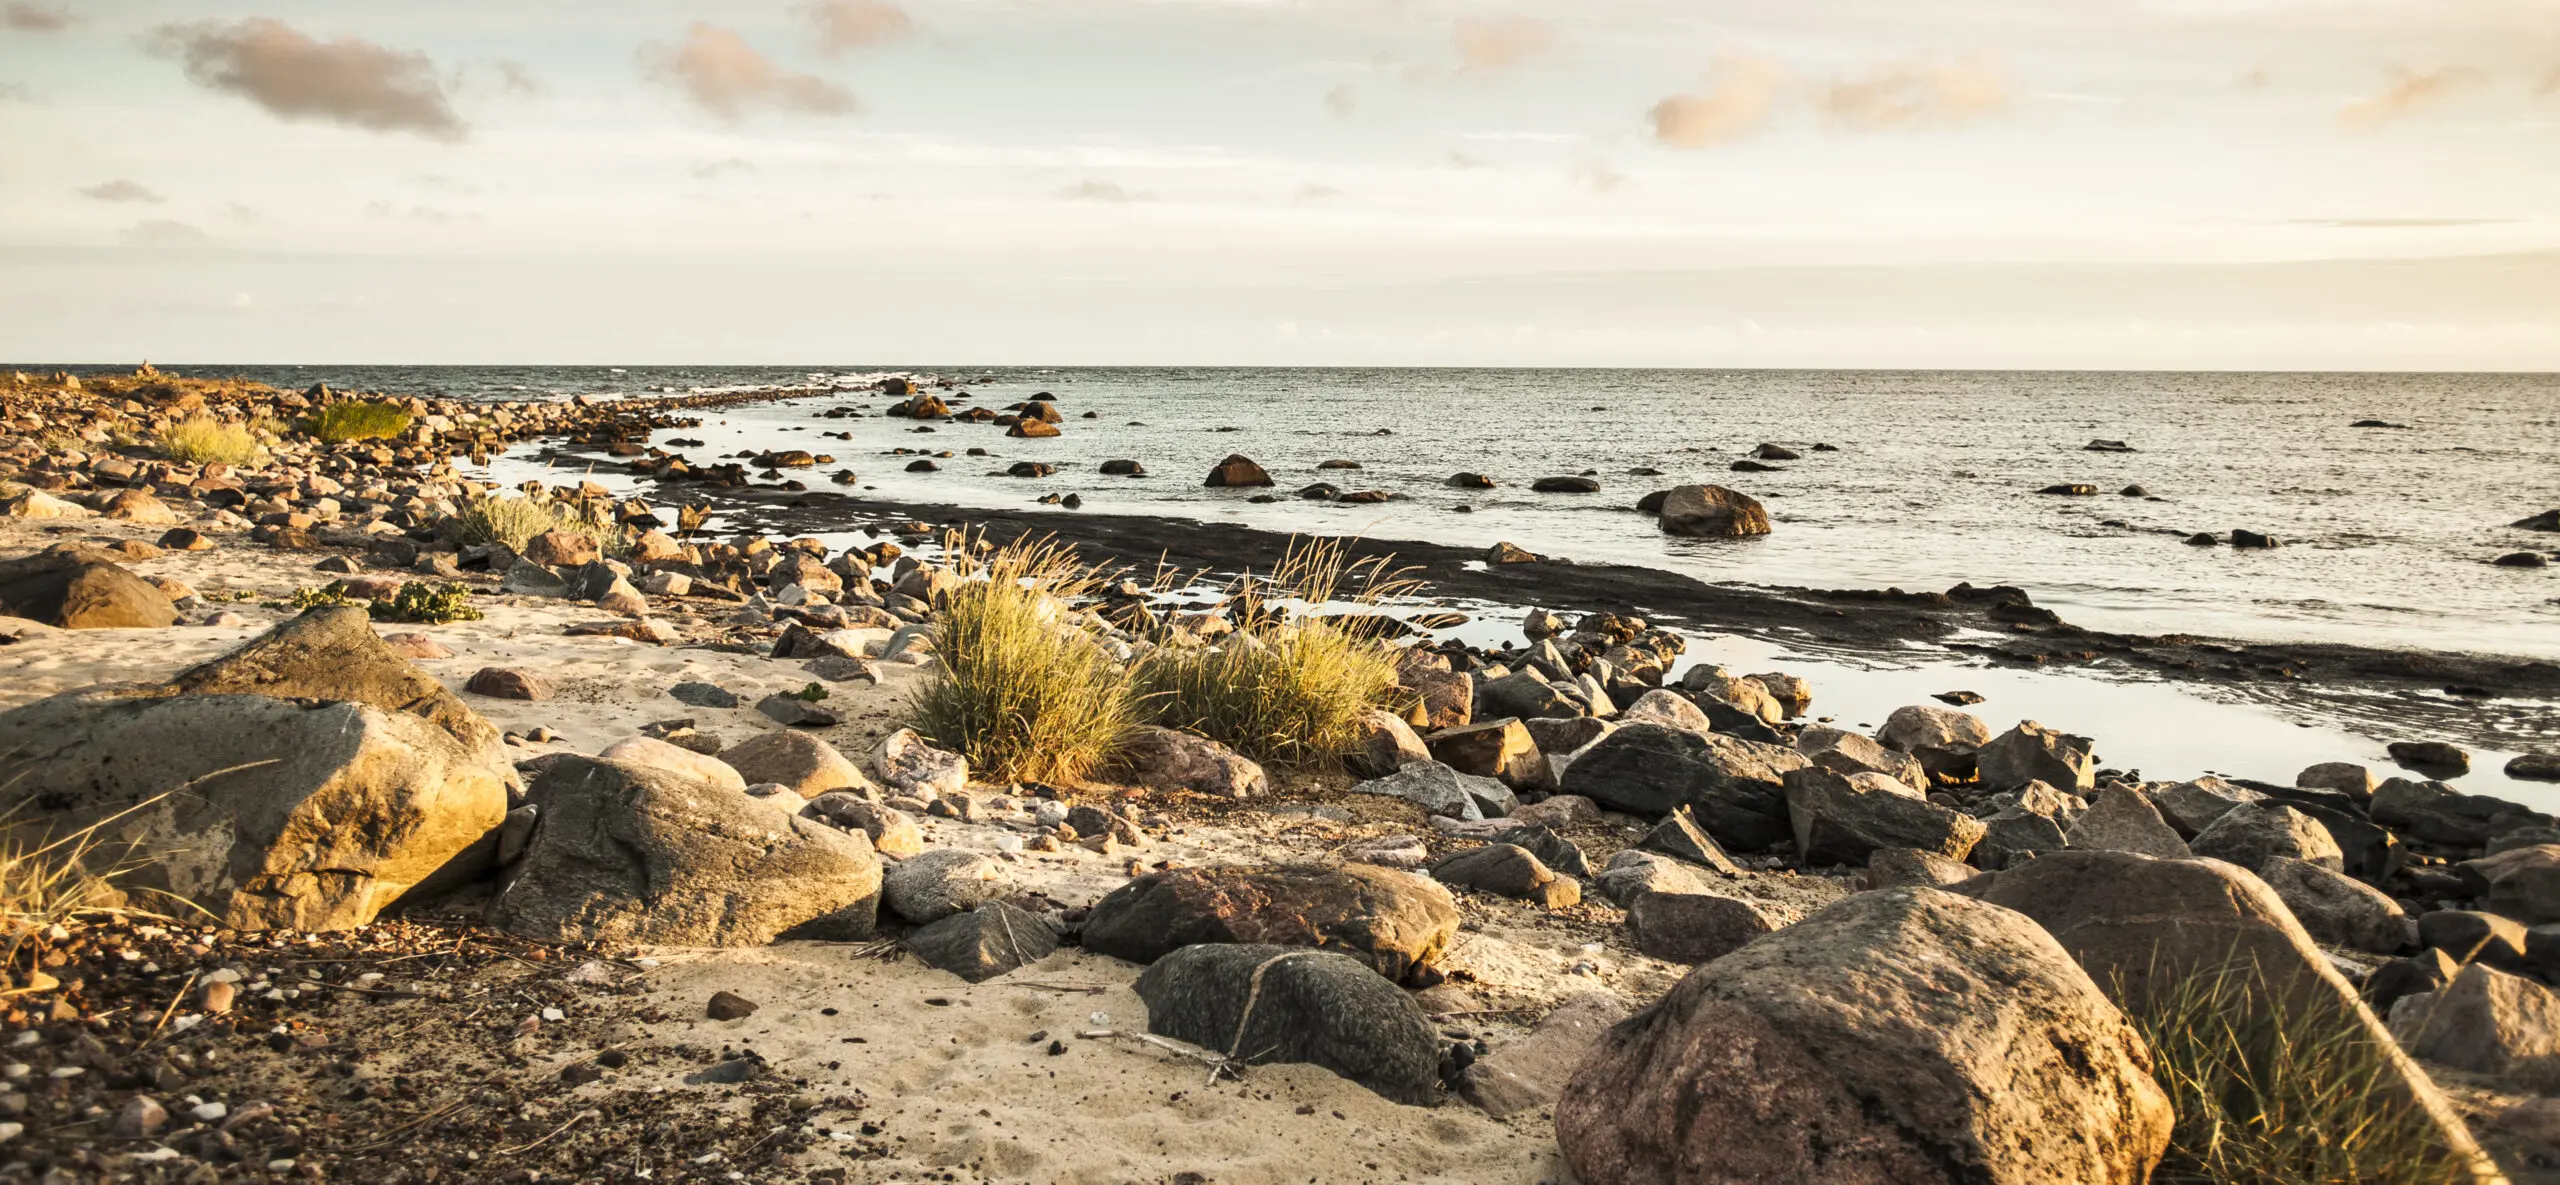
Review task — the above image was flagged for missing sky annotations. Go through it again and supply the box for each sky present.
[1,0,2556,369]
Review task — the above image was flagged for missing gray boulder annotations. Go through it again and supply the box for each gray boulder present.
[2147,776,2265,838]
[1345,709,1430,778]
[1115,725,1266,798]
[1975,720,2096,792]
[2391,963,2560,1082]
[1867,847,1979,890]
[1562,722,1810,850]
[1636,805,1743,876]
[1782,766,1985,866]
[1459,995,1630,1119]
[2297,761,2377,801]
[718,730,872,799]
[907,902,1060,983]
[2190,802,2343,873]
[804,795,922,857]
[883,848,1011,925]
[2459,845,2560,925]
[600,736,747,793]
[1135,944,1442,1105]
[2258,856,2414,954]
[870,728,967,798]
[0,546,178,629]
[2375,777,2558,847]
[492,756,882,947]
[1594,849,1712,906]
[2065,786,2190,858]
[1431,844,1578,909]
[1973,806,2070,870]
[1617,689,1711,733]
[1350,760,1506,821]
[1795,725,1927,794]
[1656,484,1771,537]
[1624,890,1783,964]
[1558,888,2173,1185]
[1872,703,1992,781]
[1476,672,1584,721]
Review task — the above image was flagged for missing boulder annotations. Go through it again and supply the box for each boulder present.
[804,794,922,856]
[2367,950,2461,1016]
[1562,723,1811,851]
[2257,856,2412,954]
[1349,761,1507,821]
[718,731,872,798]
[1594,849,1714,906]
[1782,766,1985,866]
[2391,963,2560,1081]
[2146,776,2265,838]
[1404,665,1474,730]
[1080,864,1460,983]
[1636,806,1744,876]
[908,902,1061,983]
[2388,740,2472,777]
[0,547,178,629]
[870,728,967,798]
[2374,777,2557,847]
[2297,761,2378,802]
[1656,484,1771,537]
[99,489,180,524]
[1480,823,1590,879]
[1134,944,1441,1104]
[1956,851,2498,1179]
[1557,888,2173,1185]
[2420,911,2532,973]
[1202,454,1274,488]
[599,737,747,793]
[2190,802,2344,873]
[1795,726,1926,794]
[882,849,1012,926]
[1872,704,1992,781]
[1624,890,1783,964]
[1617,689,1712,733]
[1867,847,1979,890]
[1532,476,1601,494]
[0,690,508,932]
[1432,843,1578,908]
[1975,720,2096,792]
[1474,672,1581,721]
[464,666,549,701]
[492,756,882,947]
[2459,845,2560,925]
[1460,994,1630,1119]
[1424,718,1546,790]
[1344,709,1429,778]
[1114,725,1265,798]
[169,606,500,754]
[1973,806,2070,870]
[2064,785,2190,858]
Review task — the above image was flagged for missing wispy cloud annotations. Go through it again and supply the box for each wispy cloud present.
[493,59,544,98]
[692,157,756,180]
[147,18,466,141]
[119,219,213,248]
[1572,159,1626,194]
[1649,55,1789,149]
[1296,183,1342,201]
[1819,56,2008,131]
[3,3,68,33]
[2539,68,2560,98]
[1450,16,1555,77]
[2338,66,2484,130]
[802,0,914,55]
[1059,179,1137,202]
[1323,83,1357,118]
[0,82,27,102]
[1445,150,1489,170]
[2288,217,2512,228]
[643,24,858,122]
[79,179,161,203]
[2235,66,2269,92]
[365,202,481,225]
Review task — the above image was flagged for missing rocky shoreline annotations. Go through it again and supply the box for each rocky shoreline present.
[3,367,2560,1182]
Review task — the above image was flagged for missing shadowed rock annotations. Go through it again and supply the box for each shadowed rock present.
[1081,863,1459,984]
[1135,944,1441,1104]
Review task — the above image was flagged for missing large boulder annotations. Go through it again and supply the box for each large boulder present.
[1975,721,2096,792]
[0,546,177,629]
[491,756,883,947]
[2189,802,2343,873]
[1624,889,1784,964]
[1113,725,1265,798]
[1562,723,1811,850]
[1344,709,1429,779]
[882,848,1011,925]
[1557,888,2173,1185]
[1134,944,1441,1104]
[2460,845,2560,925]
[1349,761,1506,821]
[2390,963,2560,1080]
[1594,849,1713,906]
[168,606,499,754]
[1475,672,1583,722]
[1430,843,1577,909]
[1655,484,1771,537]
[2375,778,2558,847]
[1459,994,1630,1119]
[1957,850,2498,1179]
[1424,718,1546,790]
[2146,776,2265,838]
[2258,856,2413,954]
[907,902,1060,983]
[1618,689,1713,733]
[1782,766,1985,866]
[717,730,872,798]
[599,736,747,793]
[870,728,967,798]
[1795,726,1926,794]
[2065,786,2190,858]
[1202,454,1274,488]
[0,690,509,931]
[1080,863,1459,984]
[1872,704,1992,781]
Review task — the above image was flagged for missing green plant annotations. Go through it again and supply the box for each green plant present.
[301,400,413,444]
[291,583,359,612]
[452,494,617,555]
[781,682,830,703]
[907,534,1137,784]
[2126,956,2474,1185]
[158,417,264,467]
[1131,538,1409,767]
[371,582,481,625]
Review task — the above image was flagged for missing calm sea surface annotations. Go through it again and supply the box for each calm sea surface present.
[167,364,2560,660]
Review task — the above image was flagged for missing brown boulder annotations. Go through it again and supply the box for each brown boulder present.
[1203,454,1274,488]
[0,546,178,629]
[1656,484,1772,537]
[166,606,501,754]
[1080,863,1460,983]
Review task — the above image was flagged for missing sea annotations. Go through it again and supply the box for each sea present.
[100,363,2560,807]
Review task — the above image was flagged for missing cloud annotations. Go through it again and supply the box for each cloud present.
[2290,217,2513,228]
[79,180,162,203]
[1450,16,1554,77]
[0,82,31,102]
[365,201,480,225]
[120,219,213,248]
[1445,150,1488,170]
[2539,68,2560,97]
[148,18,466,140]
[4,4,68,33]
[1323,83,1357,118]
[1649,55,1788,149]
[803,0,914,55]
[692,157,756,180]
[2339,66,2484,130]
[643,24,858,122]
[2235,66,2269,92]
[1059,179,1135,202]
[1296,183,1341,201]
[1819,56,2008,131]
[1573,159,1626,194]
[494,59,544,98]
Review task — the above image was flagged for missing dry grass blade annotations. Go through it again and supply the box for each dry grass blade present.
[907,531,1137,784]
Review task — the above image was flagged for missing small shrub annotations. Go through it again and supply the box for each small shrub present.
[781,682,830,703]
[453,494,616,555]
[301,400,413,444]
[1131,538,1409,767]
[907,534,1136,784]
[158,417,263,467]
[290,583,359,612]
[2127,956,2475,1185]
[371,582,481,625]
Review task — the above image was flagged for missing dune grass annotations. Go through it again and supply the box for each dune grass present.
[2126,956,2475,1185]
[907,534,1138,784]
[1131,538,1409,767]
[301,400,413,444]
[0,795,179,982]
[452,493,617,555]
[157,416,264,467]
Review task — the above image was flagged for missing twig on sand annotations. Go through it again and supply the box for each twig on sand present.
[1075,1029,1248,1084]
[142,970,199,1044]
[1008,982,1108,995]
[497,1107,600,1156]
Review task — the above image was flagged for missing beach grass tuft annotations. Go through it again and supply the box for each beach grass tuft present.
[908,533,1137,784]
[157,416,264,467]
[453,494,617,555]
[1131,538,1408,767]
[301,400,413,444]
[2126,956,2474,1185]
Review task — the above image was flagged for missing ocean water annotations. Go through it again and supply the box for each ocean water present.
[179,363,2560,660]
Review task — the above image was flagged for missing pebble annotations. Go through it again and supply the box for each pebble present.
[706,990,759,1021]
[193,1101,229,1122]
